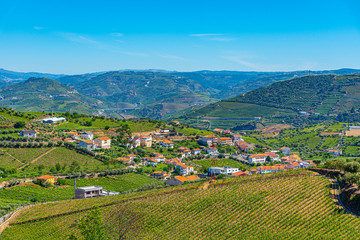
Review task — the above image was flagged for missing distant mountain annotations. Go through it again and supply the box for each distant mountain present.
[176,69,360,99]
[178,74,360,129]
[0,78,103,113]
[0,68,64,82]
[72,71,217,118]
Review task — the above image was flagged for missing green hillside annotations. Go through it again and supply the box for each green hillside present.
[3,171,360,239]
[0,78,103,114]
[180,74,360,129]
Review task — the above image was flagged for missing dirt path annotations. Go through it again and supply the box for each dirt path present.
[0,205,32,234]
[18,147,56,170]
[0,149,24,165]
[327,177,359,217]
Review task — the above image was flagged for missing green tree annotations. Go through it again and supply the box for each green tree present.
[14,121,25,128]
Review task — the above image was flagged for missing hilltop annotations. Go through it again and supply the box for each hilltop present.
[179,74,360,129]
[0,78,103,113]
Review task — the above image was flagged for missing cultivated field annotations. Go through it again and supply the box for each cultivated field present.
[3,170,360,239]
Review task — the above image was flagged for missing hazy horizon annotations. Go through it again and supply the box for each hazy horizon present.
[1,0,360,74]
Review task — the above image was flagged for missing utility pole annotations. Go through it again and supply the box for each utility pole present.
[74,178,77,199]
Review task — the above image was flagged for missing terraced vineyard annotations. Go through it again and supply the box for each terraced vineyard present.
[3,170,360,239]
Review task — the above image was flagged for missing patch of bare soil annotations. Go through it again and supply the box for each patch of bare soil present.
[258,124,293,133]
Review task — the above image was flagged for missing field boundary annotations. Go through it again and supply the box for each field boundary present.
[18,147,56,170]
[10,172,313,226]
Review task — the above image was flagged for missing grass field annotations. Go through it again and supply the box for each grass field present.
[3,170,360,239]
[0,173,160,207]
[192,158,250,171]
[3,148,51,164]
[31,147,103,171]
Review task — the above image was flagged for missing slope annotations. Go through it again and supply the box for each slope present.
[179,74,360,129]
[0,78,103,113]
[72,71,217,118]
[3,171,360,239]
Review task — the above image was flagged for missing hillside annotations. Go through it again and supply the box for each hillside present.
[179,74,360,129]
[72,71,217,118]
[0,68,63,82]
[3,171,360,239]
[0,78,103,113]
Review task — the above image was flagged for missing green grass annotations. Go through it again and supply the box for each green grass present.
[31,147,103,171]
[242,136,263,145]
[344,146,360,156]
[0,151,23,169]
[2,148,51,164]
[321,137,339,149]
[0,173,161,208]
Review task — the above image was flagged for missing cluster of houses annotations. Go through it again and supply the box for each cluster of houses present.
[67,131,111,150]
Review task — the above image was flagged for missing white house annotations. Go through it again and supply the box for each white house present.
[20,130,36,138]
[248,154,268,164]
[80,131,94,140]
[232,134,243,142]
[79,140,98,150]
[208,167,239,176]
[192,148,201,155]
[175,163,194,175]
[199,135,218,146]
[206,147,219,156]
[281,147,291,156]
[160,139,174,148]
[41,117,66,124]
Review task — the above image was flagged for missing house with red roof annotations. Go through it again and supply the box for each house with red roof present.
[199,135,218,146]
[175,163,194,175]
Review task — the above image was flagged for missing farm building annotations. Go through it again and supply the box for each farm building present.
[75,186,119,199]
[20,130,36,138]
[41,117,66,123]
[37,175,56,184]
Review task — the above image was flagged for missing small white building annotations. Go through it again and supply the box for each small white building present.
[281,147,291,156]
[192,149,201,155]
[206,147,219,156]
[79,140,98,150]
[80,131,94,140]
[248,154,268,164]
[20,130,37,138]
[41,117,66,124]
[160,139,174,148]
[175,163,194,176]
[208,167,239,176]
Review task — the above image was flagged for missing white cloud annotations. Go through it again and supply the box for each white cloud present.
[33,26,47,30]
[111,33,124,37]
[158,54,185,61]
[190,33,223,37]
[221,55,288,71]
[122,51,149,57]
[208,37,235,42]
[59,32,99,45]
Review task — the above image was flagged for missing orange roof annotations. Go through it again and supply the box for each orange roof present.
[153,152,163,156]
[177,163,191,168]
[162,139,174,144]
[203,135,217,138]
[186,175,200,181]
[97,137,110,140]
[220,137,232,140]
[83,140,94,144]
[126,154,136,157]
[292,162,299,166]
[213,128,224,132]
[66,131,77,135]
[232,171,245,176]
[250,154,268,158]
[37,175,55,180]
[193,148,201,151]
[281,147,289,150]
[209,147,217,150]
[250,169,258,171]
[175,176,189,182]
[233,135,242,137]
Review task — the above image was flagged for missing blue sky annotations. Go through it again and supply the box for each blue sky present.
[0,0,360,74]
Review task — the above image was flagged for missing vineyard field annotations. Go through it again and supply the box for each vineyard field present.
[3,170,360,239]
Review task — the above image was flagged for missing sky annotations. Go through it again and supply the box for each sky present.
[0,0,360,74]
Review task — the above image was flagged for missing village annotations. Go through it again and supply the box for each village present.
[19,117,318,198]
